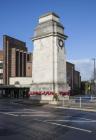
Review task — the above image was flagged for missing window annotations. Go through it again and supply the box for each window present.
[0,63,3,69]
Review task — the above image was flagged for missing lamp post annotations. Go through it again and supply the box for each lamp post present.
[92,58,96,94]
[92,58,96,83]
[72,66,74,90]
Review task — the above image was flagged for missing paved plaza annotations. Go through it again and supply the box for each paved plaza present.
[0,99,96,140]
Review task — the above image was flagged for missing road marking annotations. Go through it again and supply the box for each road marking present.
[56,116,94,121]
[3,112,18,116]
[0,111,96,122]
[0,111,94,133]
[48,122,92,133]
[0,110,51,117]
[21,114,50,117]
[0,110,95,123]
[44,119,96,123]
[23,109,37,111]
[54,106,96,113]
[1,113,50,117]
[34,119,92,133]
[0,111,50,114]
[77,117,94,121]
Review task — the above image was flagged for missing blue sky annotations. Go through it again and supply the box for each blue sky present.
[71,59,94,81]
[0,0,96,80]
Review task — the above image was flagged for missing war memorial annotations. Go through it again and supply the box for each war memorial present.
[29,12,70,101]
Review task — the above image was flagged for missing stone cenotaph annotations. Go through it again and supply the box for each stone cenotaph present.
[30,12,70,101]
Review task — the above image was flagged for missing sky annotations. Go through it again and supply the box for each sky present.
[0,0,96,80]
[71,59,94,81]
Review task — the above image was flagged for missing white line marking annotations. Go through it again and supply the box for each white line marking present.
[45,119,96,123]
[21,114,50,117]
[0,111,95,123]
[0,111,93,133]
[0,111,50,114]
[57,116,94,121]
[48,122,92,133]
[23,109,37,111]
[3,112,18,116]
[34,119,92,133]
[62,116,94,121]
[54,106,96,112]
[77,117,94,121]
[0,111,51,117]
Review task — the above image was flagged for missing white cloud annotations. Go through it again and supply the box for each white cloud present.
[69,59,94,81]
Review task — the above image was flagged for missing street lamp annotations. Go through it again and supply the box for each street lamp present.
[92,58,96,83]
[72,66,74,90]
[92,58,96,94]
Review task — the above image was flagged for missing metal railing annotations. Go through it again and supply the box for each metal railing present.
[60,96,96,109]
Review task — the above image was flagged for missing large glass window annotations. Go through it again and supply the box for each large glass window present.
[0,73,3,79]
[20,52,22,76]
[24,53,26,76]
[0,63,3,68]
[16,51,19,76]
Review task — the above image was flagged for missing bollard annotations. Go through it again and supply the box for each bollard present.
[91,95,93,101]
[63,97,64,106]
[80,97,81,108]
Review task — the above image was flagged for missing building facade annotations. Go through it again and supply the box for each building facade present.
[66,61,81,95]
[3,35,28,85]
[74,70,81,89]
[26,53,32,77]
[66,62,75,90]
[0,50,3,84]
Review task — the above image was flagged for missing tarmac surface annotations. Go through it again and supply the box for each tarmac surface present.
[0,99,96,140]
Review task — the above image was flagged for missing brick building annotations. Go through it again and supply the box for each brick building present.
[0,50,3,84]
[3,35,32,85]
[66,62,75,90]
[74,70,81,89]
[26,53,32,77]
[66,61,81,95]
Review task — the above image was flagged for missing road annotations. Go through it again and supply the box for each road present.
[0,99,96,140]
